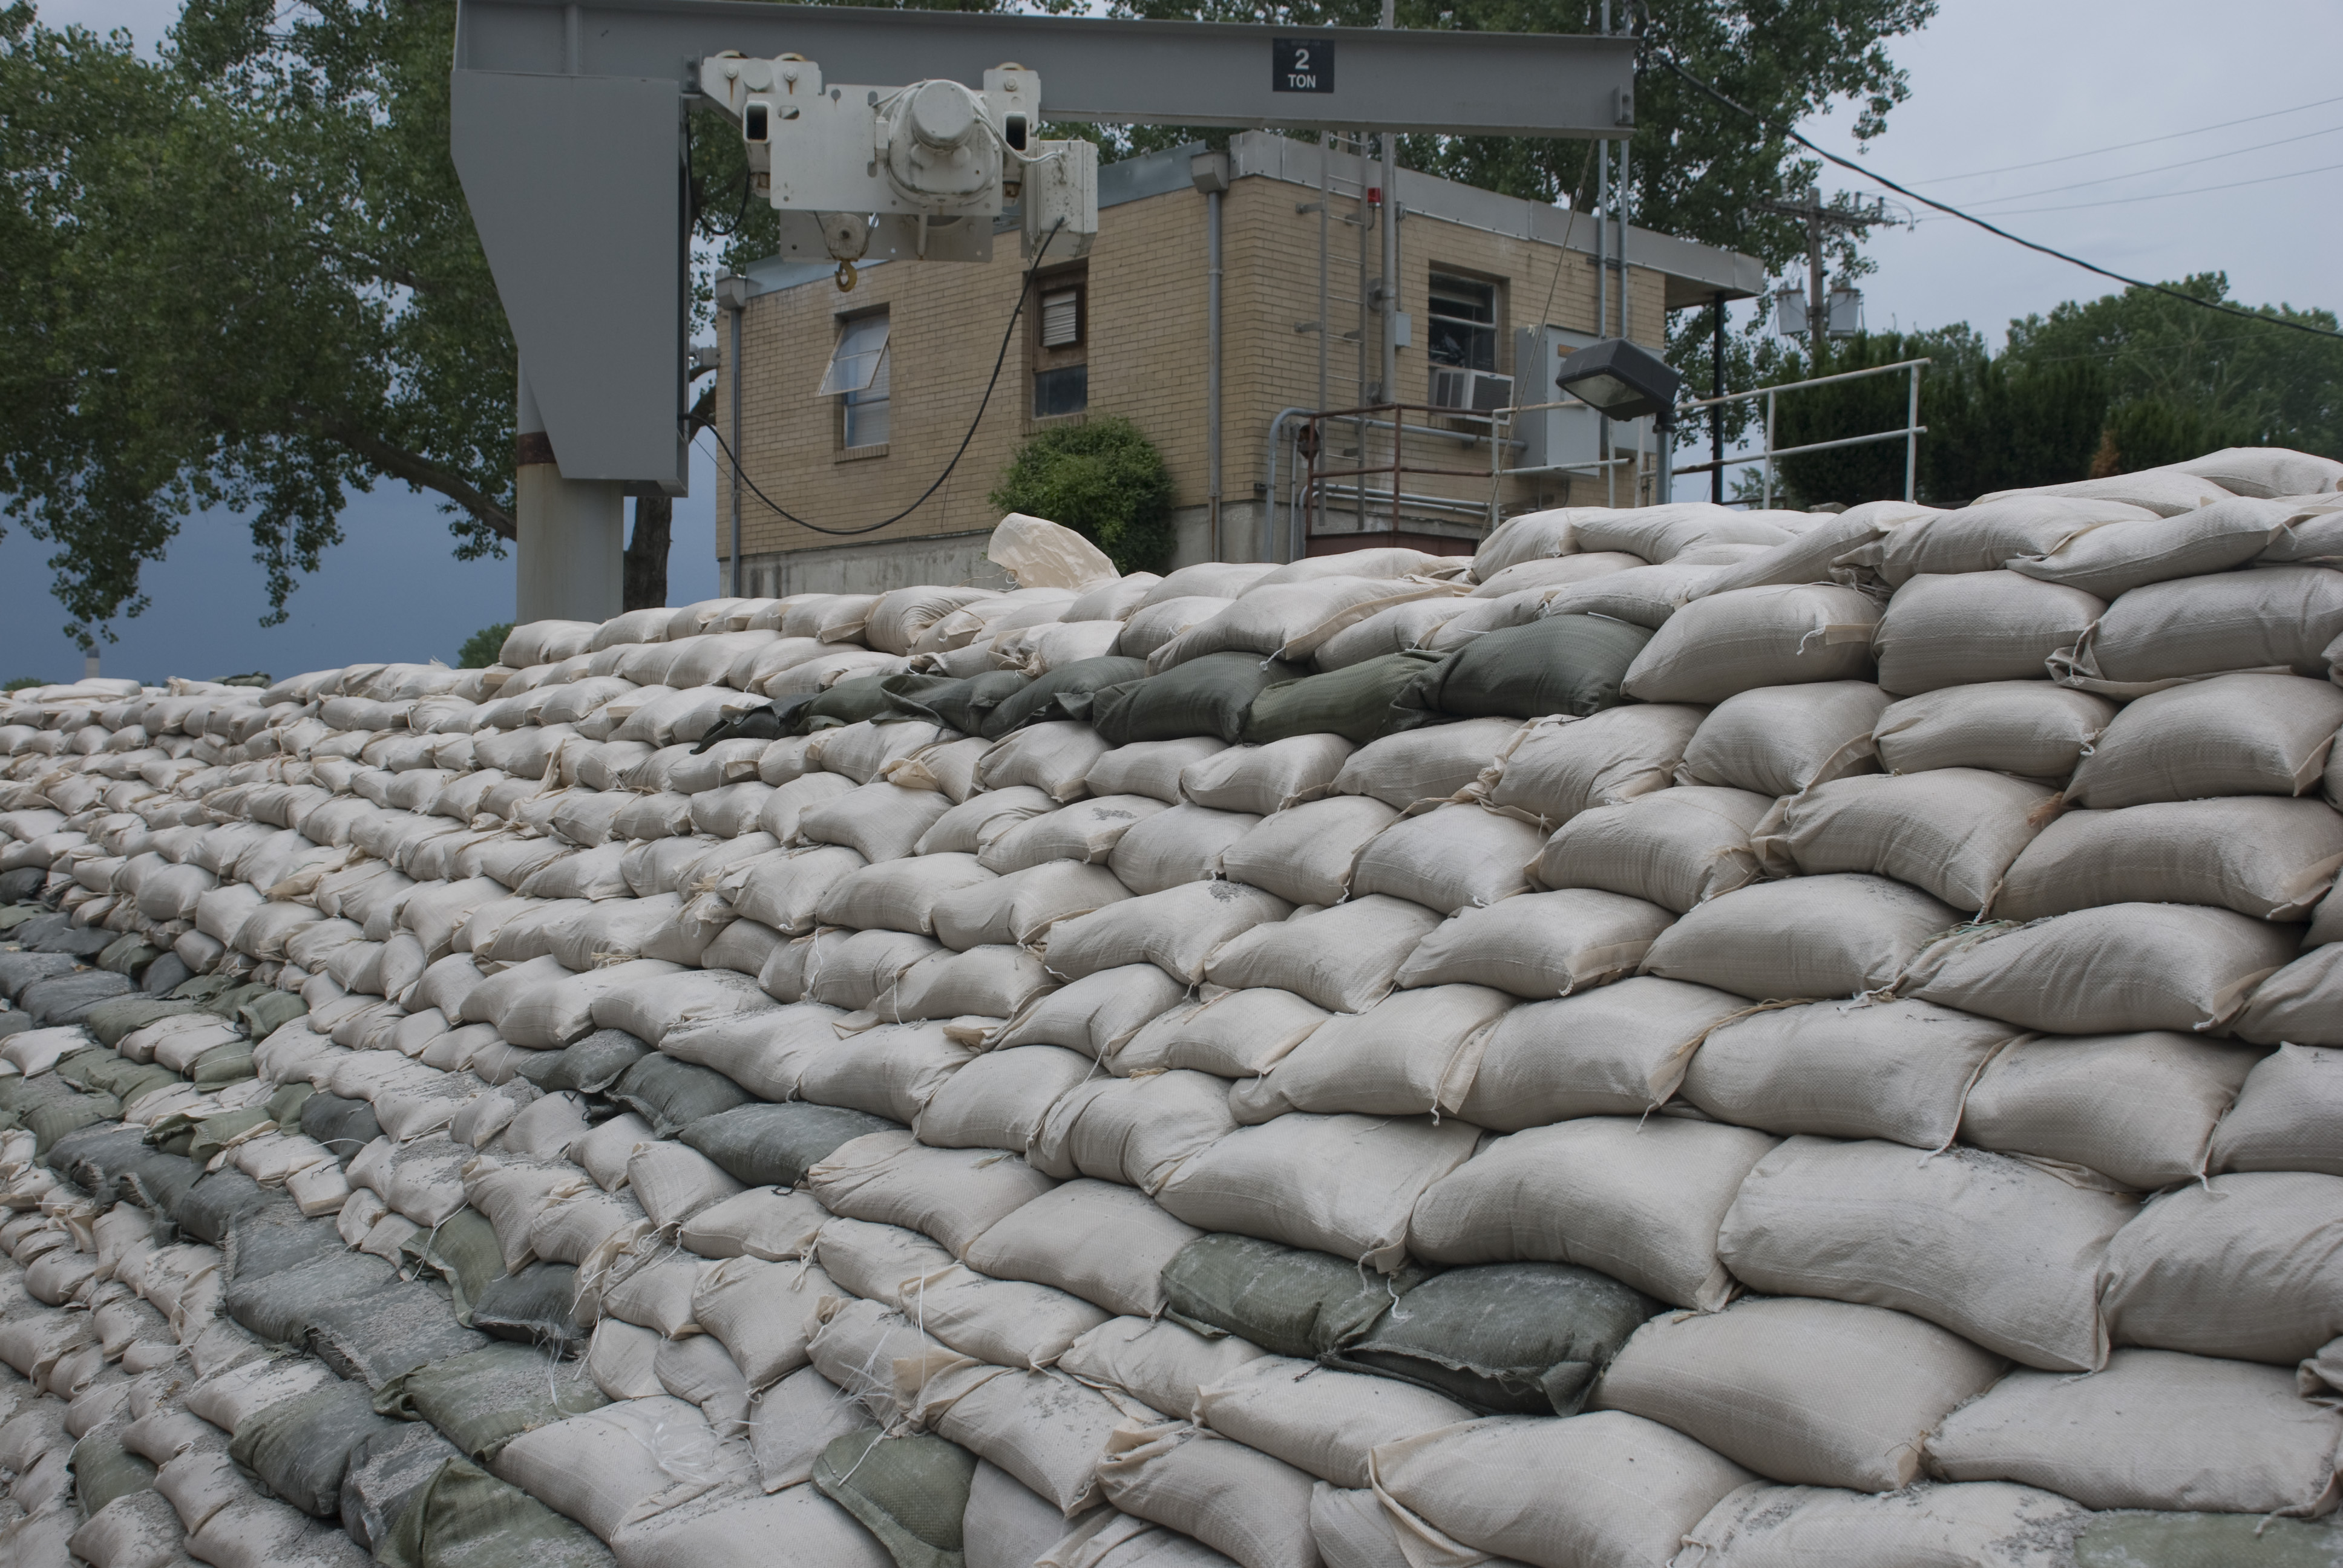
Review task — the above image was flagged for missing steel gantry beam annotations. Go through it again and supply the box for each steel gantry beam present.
[448,0,1635,614]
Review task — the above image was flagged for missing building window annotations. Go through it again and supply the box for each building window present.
[819,310,890,449]
[1428,272,1499,372]
[1031,270,1087,419]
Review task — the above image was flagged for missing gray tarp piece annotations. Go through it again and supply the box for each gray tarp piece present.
[1160,1232,1430,1361]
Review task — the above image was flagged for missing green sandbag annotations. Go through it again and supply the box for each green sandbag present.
[801,675,911,734]
[168,973,243,1004]
[307,1282,488,1390]
[1242,650,1447,746]
[231,1376,404,1517]
[122,1149,202,1218]
[177,1171,280,1246]
[300,1091,383,1160]
[267,1079,316,1127]
[893,668,1031,735]
[20,969,133,1024]
[681,1101,898,1188]
[1331,1261,1659,1416]
[376,1342,608,1463]
[25,1089,120,1156]
[610,1053,750,1138]
[513,1027,650,1096]
[468,1264,588,1355]
[186,1105,274,1165]
[79,993,192,1045]
[0,1073,74,1118]
[1159,1232,1430,1361]
[190,1039,258,1089]
[1090,652,1308,746]
[42,1122,151,1204]
[237,988,309,1041]
[376,1455,612,1568]
[227,1248,402,1345]
[194,980,273,1019]
[980,656,1149,739]
[1399,611,1651,722]
[72,1422,156,1514]
[96,934,162,978]
[2076,1513,2343,1567]
[339,1423,467,1554]
[401,1209,505,1323]
[54,1047,173,1105]
[813,1430,976,1568]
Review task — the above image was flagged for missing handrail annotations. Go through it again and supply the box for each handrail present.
[1671,357,1932,506]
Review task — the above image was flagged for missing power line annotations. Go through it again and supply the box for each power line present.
[1953,122,2343,207]
[1906,91,2343,183]
[1941,158,2343,219]
[1648,47,2343,342]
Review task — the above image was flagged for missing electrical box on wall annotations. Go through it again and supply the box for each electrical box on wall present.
[1513,324,1606,472]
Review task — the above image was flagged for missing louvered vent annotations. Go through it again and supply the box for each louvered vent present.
[1040,289,1081,348]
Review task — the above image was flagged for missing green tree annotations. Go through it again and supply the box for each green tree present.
[457,622,513,669]
[989,417,1176,575]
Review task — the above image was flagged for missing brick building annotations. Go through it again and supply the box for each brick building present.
[713,131,1765,594]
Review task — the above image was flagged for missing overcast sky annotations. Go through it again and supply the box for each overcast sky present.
[5,0,2334,685]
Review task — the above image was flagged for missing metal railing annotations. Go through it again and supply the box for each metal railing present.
[1296,403,1518,550]
[1671,357,1931,506]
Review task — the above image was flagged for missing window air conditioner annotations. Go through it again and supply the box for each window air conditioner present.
[1430,367,1513,413]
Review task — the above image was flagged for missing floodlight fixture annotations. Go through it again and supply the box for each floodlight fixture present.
[1556,336,1685,501]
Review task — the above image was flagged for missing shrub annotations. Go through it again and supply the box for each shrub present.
[3,677,41,692]
[989,416,1176,575]
[459,622,513,668]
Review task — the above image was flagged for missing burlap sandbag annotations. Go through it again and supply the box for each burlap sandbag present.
[1622,585,1879,705]
[1751,769,2057,914]
[2051,565,2343,695]
[1993,796,2343,923]
[1394,888,1671,999]
[1478,705,1706,830]
[1676,682,1889,797]
[1858,495,2155,586]
[1927,1348,2343,1515]
[1409,1116,1778,1310]
[1227,983,1511,1124]
[1717,1137,2134,1372]
[1347,805,1544,916]
[1872,572,2103,696]
[1531,787,1769,913]
[1901,903,2298,1035]
[2209,1043,2343,1175]
[2068,671,2343,808]
[1594,1295,2006,1492]
[1193,1359,1473,1491]
[1458,976,1747,1129]
[2099,1171,2343,1365]
[1642,874,1959,1001]
[1676,1479,2088,1568]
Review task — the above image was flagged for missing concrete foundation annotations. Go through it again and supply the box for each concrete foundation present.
[730,529,1012,598]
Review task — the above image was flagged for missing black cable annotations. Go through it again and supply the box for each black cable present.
[1642,41,2343,342]
[696,218,1067,537]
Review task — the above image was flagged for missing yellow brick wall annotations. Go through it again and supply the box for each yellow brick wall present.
[720,168,1673,560]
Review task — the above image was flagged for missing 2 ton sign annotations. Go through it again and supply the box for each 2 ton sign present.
[1272,38,1335,93]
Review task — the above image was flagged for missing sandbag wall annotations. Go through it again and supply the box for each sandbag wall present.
[0,442,2341,1568]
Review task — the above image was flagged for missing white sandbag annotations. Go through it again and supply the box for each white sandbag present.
[914,1045,1096,1151]
[1332,720,1524,810]
[1870,682,2113,780]
[981,795,1170,874]
[1193,1359,1471,1491]
[1111,987,1330,1080]
[1862,495,2155,585]
[1368,1411,1753,1568]
[792,1019,971,1121]
[1926,1348,2342,1515]
[1902,902,2300,1035]
[1478,706,1706,829]
[2002,494,2293,597]
[1394,888,1671,998]
[1531,786,1769,913]
[1043,881,1293,985]
[1643,874,1958,1001]
[1149,578,1452,671]
[1974,467,2235,519]
[2177,446,2343,500]
[1312,599,1472,671]
[749,1365,879,1494]
[1754,769,2058,914]
[914,787,1058,858]
[1572,505,1795,563]
[1216,796,1398,907]
[795,928,943,1011]
[992,965,1190,1062]
[1536,561,1734,627]
[816,854,997,935]
[934,862,1132,951]
[1457,976,1745,1129]
[926,1364,1127,1516]
[755,772,857,840]
[1204,895,1443,1014]
[1228,984,1512,1124]
[1676,1478,2088,1568]
[1872,572,2103,696]
[593,967,772,1045]
[2067,671,2343,808]
[1679,996,2020,1149]
[1993,795,2343,923]
[1677,682,1889,797]
[1117,597,1236,661]
[1178,736,1354,815]
[491,1396,744,1540]
[1094,1424,1320,1568]
[1594,1295,2006,1491]
[978,722,1115,803]
[1083,738,1229,806]
[1622,585,1881,704]
[1107,805,1257,896]
[807,1130,1059,1257]
[965,1180,1204,1319]
[1156,1112,1479,1273]
[727,847,868,935]
[1718,1137,2135,1371]
[1030,1069,1236,1194]
[1410,1116,1777,1310]
[689,1255,836,1387]
[1959,1030,2261,1190]
[2099,1171,2343,1364]
[2053,565,2343,693]
[1347,805,1544,916]
[2210,1043,2343,1174]
[1471,507,1583,578]
[1693,500,1934,597]
[796,783,952,863]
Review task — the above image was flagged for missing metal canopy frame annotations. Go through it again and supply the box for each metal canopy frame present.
[450,0,1636,494]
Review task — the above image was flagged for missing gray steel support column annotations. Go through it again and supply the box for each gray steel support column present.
[716,275,749,595]
[515,367,625,622]
[1193,152,1229,561]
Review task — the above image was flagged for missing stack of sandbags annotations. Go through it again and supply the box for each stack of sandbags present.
[2,460,2343,1568]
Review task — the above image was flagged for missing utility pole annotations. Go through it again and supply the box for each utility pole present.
[1754,188,1893,366]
